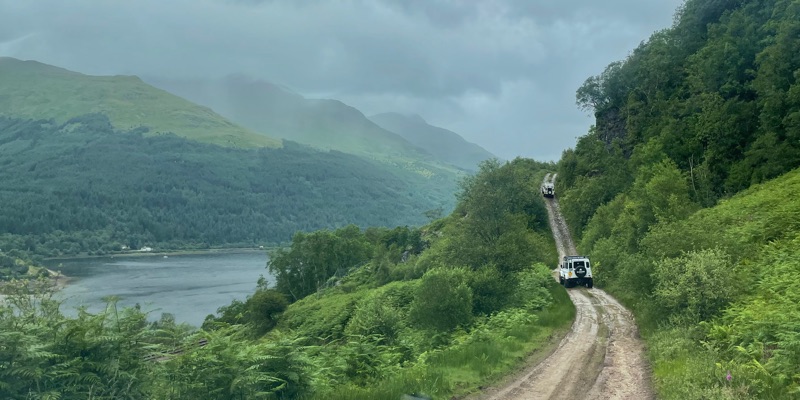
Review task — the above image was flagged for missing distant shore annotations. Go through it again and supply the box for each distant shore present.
[43,247,276,262]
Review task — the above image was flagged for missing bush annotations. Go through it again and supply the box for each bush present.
[652,248,740,323]
[344,282,416,345]
[247,289,289,335]
[512,263,553,310]
[469,265,514,315]
[408,267,473,332]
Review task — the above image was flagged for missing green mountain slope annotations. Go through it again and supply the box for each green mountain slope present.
[555,0,800,397]
[0,57,281,148]
[582,165,800,399]
[0,114,456,257]
[369,112,497,171]
[559,0,800,235]
[144,75,433,161]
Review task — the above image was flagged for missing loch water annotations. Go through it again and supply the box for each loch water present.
[46,251,272,326]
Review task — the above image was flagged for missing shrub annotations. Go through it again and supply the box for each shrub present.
[344,283,415,345]
[247,289,289,335]
[408,267,473,332]
[469,264,514,315]
[652,248,740,323]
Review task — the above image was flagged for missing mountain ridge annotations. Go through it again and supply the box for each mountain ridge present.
[0,57,281,148]
[369,111,497,171]
[144,75,437,163]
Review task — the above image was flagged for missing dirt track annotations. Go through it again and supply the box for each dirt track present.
[473,173,653,400]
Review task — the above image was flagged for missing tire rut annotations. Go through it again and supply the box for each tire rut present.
[474,173,653,400]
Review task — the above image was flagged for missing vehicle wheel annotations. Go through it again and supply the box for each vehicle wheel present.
[586,279,593,289]
[559,277,564,285]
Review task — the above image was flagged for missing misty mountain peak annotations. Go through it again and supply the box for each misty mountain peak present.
[369,112,496,171]
[409,113,427,123]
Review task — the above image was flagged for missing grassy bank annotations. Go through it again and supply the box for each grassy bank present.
[309,282,576,400]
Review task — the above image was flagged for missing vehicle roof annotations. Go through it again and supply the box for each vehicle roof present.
[563,255,589,260]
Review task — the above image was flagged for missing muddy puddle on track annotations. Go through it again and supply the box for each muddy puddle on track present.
[471,173,653,400]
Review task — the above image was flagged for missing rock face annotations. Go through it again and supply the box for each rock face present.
[369,112,497,171]
[595,108,627,148]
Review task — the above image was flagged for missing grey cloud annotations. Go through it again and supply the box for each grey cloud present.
[0,0,683,161]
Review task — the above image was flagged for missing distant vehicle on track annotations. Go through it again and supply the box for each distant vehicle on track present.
[541,182,555,198]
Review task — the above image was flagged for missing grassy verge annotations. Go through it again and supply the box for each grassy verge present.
[311,282,575,400]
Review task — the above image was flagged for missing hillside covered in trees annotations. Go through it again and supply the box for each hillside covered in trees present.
[0,114,457,260]
[557,0,800,398]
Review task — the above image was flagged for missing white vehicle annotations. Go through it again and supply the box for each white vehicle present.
[559,255,593,288]
[541,182,555,198]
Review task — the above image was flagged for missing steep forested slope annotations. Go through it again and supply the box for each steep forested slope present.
[559,0,800,234]
[556,0,800,398]
[585,167,800,398]
[0,114,456,257]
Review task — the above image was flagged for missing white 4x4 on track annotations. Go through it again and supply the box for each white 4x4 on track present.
[541,182,555,198]
[559,256,593,288]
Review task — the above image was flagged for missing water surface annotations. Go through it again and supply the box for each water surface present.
[47,251,272,326]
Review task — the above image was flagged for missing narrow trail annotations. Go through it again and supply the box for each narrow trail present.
[474,173,653,400]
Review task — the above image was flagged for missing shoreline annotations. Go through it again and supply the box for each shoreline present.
[43,246,276,262]
[39,248,274,291]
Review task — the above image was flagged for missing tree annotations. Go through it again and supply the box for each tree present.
[268,225,372,301]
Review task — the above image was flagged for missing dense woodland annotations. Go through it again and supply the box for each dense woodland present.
[0,159,574,399]
[558,0,800,398]
[0,113,456,264]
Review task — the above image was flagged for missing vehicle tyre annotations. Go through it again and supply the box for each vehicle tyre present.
[586,279,593,289]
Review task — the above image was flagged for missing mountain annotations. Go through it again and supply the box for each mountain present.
[0,57,281,148]
[556,0,800,397]
[144,75,435,162]
[0,59,459,256]
[0,114,456,256]
[369,112,497,171]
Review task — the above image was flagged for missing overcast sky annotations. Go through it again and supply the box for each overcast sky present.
[0,0,683,161]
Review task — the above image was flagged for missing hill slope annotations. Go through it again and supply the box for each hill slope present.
[556,0,800,397]
[369,112,497,171]
[0,57,281,148]
[558,0,800,235]
[145,75,433,161]
[0,114,456,257]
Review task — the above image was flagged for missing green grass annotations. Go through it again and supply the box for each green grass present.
[647,327,743,400]
[0,57,281,148]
